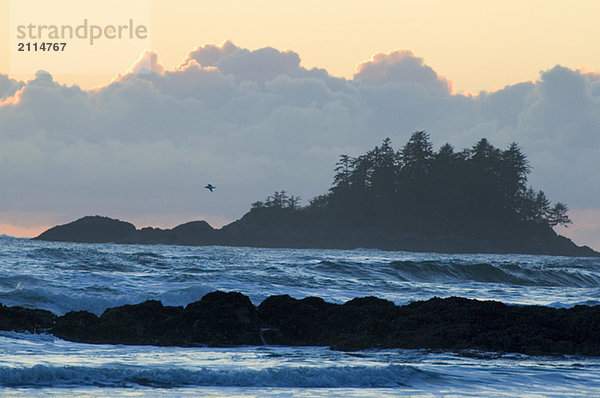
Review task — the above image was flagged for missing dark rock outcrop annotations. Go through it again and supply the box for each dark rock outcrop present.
[0,304,56,333]
[258,295,600,355]
[35,216,137,243]
[135,221,215,245]
[35,216,217,247]
[169,221,215,246]
[3,292,600,356]
[178,291,261,346]
[53,291,261,346]
[54,301,184,345]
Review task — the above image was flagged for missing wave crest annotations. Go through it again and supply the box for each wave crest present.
[0,364,426,388]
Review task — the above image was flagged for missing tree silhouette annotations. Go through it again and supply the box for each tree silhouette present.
[400,131,434,179]
[287,195,302,209]
[255,191,301,209]
[252,132,572,237]
[310,132,570,233]
[547,202,572,227]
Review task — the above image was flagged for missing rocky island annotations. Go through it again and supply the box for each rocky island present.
[35,133,599,257]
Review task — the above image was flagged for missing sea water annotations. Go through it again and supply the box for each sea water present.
[1,236,600,396]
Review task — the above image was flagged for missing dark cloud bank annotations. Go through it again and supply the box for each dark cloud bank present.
[1,42,599,248]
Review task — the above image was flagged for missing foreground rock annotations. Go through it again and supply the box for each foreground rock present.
[54,291,261,346]
[258,295,600,355]
[0,304,56,333]
[2,292,600,356]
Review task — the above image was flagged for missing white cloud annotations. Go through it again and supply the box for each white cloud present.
[355,50,452,95]
[1,42,599,248]
[182,41,329,84]
[121,50,166,76]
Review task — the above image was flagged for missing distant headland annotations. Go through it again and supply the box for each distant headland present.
[35,133,599,257]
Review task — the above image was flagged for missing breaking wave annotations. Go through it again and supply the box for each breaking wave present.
[0,365,427,388]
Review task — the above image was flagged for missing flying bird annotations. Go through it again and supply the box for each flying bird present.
[205,184,216,192]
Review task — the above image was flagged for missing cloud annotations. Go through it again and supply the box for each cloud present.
[1,42,599,248]
[182,40,329,84]
[0,75,24,100]
[120,50,166,76]
[355,50,452,95]
[182,41,240,67]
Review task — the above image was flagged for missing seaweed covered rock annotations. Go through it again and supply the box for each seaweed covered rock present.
[53,301,184,345]
[4,292,600,356]
[0,304,56,333]
[259,295,600,355]
[179,291,261,346]
[52,291,261,346]
[258,295,337,346]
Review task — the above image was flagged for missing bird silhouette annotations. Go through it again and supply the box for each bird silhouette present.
[205,184,216,192]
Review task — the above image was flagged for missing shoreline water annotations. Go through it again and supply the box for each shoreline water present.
[3,238,600,394]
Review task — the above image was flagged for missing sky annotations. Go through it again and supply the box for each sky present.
[1,0,600,250]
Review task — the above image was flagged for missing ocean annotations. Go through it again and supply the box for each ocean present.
[1,236,600,396]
